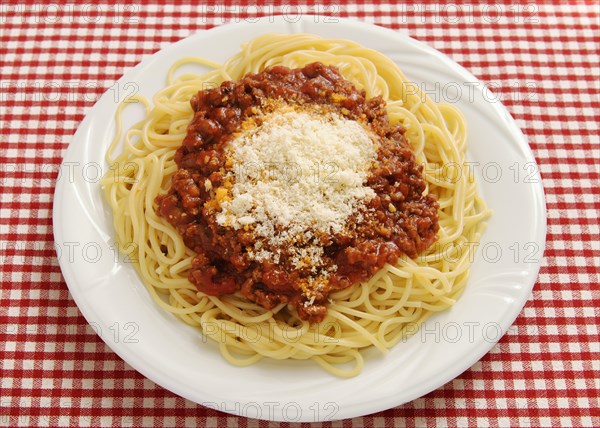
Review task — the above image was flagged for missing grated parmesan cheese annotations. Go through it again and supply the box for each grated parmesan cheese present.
[216,106,377,274]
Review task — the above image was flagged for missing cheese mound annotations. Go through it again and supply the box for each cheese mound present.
[216,107,377,267]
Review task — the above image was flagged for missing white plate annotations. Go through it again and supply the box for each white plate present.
[53,17,546,422]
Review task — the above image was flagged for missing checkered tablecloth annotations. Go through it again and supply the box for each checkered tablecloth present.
[1,1,599,427]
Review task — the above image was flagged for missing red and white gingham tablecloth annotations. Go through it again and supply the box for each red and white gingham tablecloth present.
[1,1,599,427]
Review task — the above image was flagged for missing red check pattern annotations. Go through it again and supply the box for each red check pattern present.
[1,1,599,427]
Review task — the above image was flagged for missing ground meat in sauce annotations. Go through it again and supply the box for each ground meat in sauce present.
[155,62,439,323]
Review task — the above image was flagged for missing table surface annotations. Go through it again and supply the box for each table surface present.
[1,2,599,427]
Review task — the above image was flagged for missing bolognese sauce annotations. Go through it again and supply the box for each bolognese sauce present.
[155,62,439,323]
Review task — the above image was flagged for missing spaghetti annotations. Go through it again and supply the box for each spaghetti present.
[101,34,491,377]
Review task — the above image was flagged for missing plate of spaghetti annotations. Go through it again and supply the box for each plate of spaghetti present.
[53,17,546,421]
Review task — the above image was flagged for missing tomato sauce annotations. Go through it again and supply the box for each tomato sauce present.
[156,63,439,322]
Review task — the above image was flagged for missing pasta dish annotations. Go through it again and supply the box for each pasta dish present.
[101,34,490,377]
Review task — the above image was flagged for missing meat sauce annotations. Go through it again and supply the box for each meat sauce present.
[155,62,439,323]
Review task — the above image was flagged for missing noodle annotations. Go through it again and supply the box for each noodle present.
[100,34,491,377]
